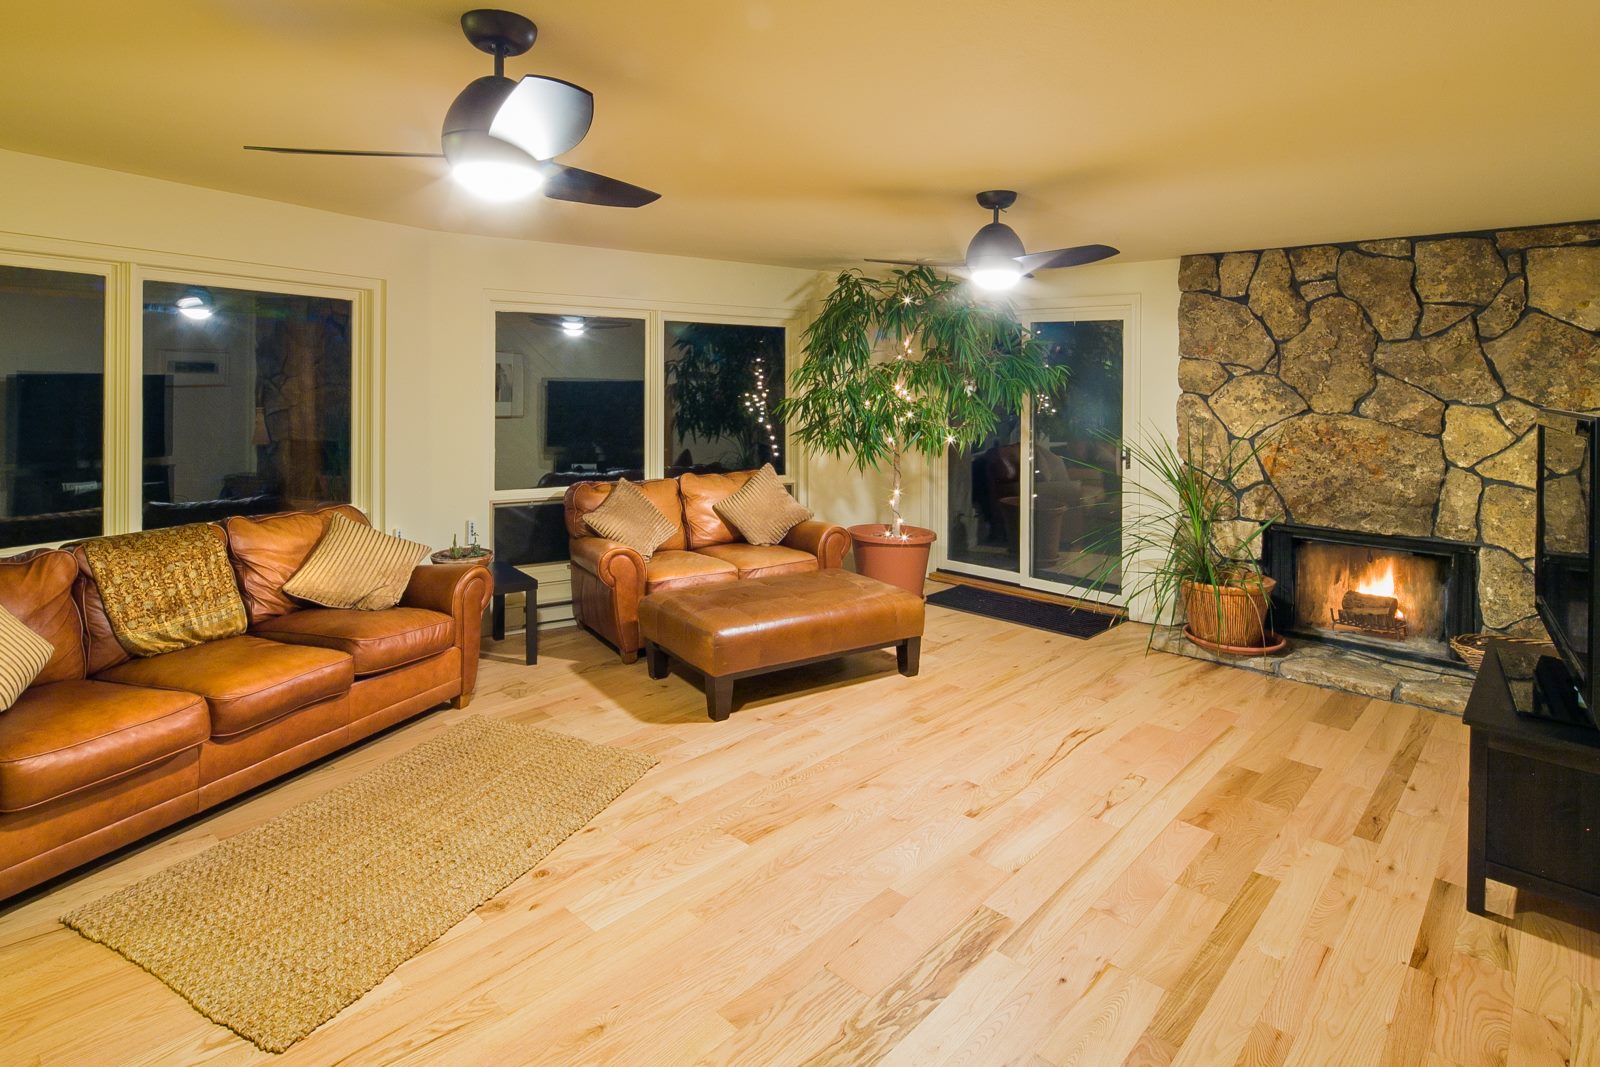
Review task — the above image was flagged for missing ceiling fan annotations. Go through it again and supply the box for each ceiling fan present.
[244,9,658,208]
[868,190,1117,290]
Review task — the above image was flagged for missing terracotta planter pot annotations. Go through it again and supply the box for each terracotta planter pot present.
[849,524,936,597]
[1182,575,1277,652]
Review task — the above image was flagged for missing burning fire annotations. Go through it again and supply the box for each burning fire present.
[1355,560,1404,620]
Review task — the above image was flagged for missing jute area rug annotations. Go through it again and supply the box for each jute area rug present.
[62,715,655,1053]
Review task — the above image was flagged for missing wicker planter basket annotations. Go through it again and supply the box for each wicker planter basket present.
[1182,575,1278,652]
[1450,632,1548,671]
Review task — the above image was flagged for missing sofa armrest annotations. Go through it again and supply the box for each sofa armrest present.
[570,536,647,594]
[782,520,851,570]
[402,562,492,703]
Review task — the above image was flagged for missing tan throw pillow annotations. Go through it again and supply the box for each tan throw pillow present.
[0,603,54,711]
[713,464,812,546]
[282,515,431,611]
[582,479,676,560]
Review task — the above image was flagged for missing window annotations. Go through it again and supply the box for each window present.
[0,265,107,548]
[142,280,353,528]
[664,321,785,475]
[494,311,646,491]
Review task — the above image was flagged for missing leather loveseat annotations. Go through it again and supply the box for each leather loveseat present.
[0,504,491,901]
[564,471,849,663]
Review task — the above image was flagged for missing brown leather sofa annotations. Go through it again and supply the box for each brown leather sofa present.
[565,471,849,662]
[0,504,491,901]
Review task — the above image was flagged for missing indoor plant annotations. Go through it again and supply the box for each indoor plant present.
[776,266,1063,594]
[431,532,493,566]
[1084,430,1281,653]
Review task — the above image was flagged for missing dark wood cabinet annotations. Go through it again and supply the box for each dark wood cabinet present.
[1465,641,1600,918]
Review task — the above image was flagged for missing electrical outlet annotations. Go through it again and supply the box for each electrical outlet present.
[466,519,478,543]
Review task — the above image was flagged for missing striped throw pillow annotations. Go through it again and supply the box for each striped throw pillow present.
[582,479,676,560]
[0,602,54,711]
[713,464,812,546]
[281,515,431,611]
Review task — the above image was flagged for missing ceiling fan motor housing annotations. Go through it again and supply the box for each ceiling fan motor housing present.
[966,221,1026,267]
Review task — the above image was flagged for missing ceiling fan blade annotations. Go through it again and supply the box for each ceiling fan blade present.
[863,258,964,267]
[244,146,444,158]
[489,76,595,160]
[1014,244,1121,272]
[540,164,660,208]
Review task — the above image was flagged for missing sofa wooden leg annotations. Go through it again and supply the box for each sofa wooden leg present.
[897,637,921,677]
[706,676,733,721]
[621,648,639,665]
[646,641,668,680]
[451,693,472,710]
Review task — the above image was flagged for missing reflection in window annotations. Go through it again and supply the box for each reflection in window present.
[141,281,353,529]
[494,312,646,491]
[665,322,785,475]
[1032,319,1124,591]
[0,266,106,547]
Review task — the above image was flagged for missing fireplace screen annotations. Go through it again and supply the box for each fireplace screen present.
[1263,524,1479,668]
[1294,543,1449,657]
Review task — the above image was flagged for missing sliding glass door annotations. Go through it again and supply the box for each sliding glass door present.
[940,308,1131,602]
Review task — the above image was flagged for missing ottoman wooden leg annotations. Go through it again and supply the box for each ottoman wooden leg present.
[707,676,734,721]
[898,636,921,677]
[645,641,668,680]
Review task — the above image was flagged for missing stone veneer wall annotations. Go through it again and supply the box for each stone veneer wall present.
[1176,221,1600,635]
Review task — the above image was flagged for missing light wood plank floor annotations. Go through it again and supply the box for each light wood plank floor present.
[3,609,1599,1066]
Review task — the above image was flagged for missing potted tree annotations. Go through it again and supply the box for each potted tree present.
[776,266,1064,595]
[1084,431,1282,654]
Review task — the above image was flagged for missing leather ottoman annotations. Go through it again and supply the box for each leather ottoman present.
[638,568,925,720]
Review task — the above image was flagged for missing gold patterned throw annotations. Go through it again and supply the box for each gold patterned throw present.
[82,524,248,657]
[63,716,656,1053]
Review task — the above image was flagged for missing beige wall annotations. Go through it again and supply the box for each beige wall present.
[0,148,817,552]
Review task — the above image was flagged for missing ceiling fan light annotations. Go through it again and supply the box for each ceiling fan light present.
[970,267,1023,292]
[450,158,545,201]
[560,316,586,336]
[174,288,214,320]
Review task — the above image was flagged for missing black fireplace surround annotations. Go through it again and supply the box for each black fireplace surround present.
[1261,524,1480,668]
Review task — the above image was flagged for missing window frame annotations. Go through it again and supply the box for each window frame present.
[487,294,799,508]
[0,235,381,553]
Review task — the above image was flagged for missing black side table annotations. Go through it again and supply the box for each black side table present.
[1464,640,1600,919]
[488,561,538,666]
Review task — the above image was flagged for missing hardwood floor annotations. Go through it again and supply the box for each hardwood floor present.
[2,608,1598,1066]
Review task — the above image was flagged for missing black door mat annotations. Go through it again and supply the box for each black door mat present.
[926,584,1123,639]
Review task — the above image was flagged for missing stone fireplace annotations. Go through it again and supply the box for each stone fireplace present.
[1166,219,1600,711]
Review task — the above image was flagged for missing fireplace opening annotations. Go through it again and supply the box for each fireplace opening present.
[1262,524,1478,668]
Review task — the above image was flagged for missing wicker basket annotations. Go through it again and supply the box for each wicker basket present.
[1450,632,1547,671]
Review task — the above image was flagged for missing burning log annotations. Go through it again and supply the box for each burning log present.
[1332,587,1407,639]
[1341,590,1398,617]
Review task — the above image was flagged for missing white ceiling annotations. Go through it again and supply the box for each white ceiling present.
[2,1,1597,269]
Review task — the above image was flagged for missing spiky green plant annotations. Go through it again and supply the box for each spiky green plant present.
[1077,429,1274,646]
[775,266,1065,535]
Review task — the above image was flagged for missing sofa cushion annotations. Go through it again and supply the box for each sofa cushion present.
[582,479,677,560]
[0,548,86,685]
[223,505,371,625]
[253,607,454,676]
[713,464,812,546]
[281,515,430,611]
[98,635,354,737]
[81,522,249,657]
[0,679,208,811]
[644,550,739,595]
[694,543,819,581]
[565,479,687,551]
[679,470,756,548]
